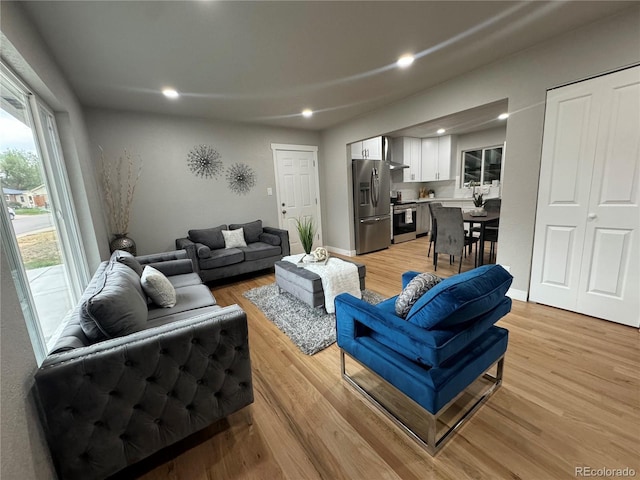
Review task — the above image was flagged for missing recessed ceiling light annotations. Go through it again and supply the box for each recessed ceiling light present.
[437,128,446,134]
[498,113,509,120]
[302,109,313,118]
[162,88,179,99]
[397,54,415,68]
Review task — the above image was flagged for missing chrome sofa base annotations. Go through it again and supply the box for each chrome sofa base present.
[340,349,504,456]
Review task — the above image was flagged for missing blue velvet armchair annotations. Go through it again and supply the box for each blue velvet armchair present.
[335,264,513,454]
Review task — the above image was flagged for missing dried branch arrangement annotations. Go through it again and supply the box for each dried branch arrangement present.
[99,147,142,235]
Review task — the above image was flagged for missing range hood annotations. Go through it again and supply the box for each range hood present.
[382,136,409,169]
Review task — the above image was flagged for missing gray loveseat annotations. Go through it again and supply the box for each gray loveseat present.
[34,250,253,480]
[176,219,290,283]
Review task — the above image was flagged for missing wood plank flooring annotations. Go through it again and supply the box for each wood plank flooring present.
[133,237,639,480]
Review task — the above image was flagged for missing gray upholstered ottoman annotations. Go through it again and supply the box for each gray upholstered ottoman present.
[274,259,366,310]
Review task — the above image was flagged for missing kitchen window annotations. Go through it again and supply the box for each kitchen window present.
[461,145,503,187]
[0,64,89,363]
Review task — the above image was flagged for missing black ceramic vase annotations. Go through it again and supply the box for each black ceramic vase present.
[109,233,137,255]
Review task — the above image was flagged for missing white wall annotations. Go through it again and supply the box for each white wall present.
[84,108,320,254]
[320,5,640,294]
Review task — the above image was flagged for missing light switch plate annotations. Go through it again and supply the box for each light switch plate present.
[267,188,273,196]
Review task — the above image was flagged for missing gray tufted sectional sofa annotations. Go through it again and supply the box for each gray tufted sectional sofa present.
[176,219,290,283]
[34,250,253,480]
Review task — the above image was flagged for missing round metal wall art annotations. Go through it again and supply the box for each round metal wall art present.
[226,163,256,195]
[187,145,223,179]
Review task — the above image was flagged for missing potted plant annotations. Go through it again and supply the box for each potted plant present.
[470,181,486,216]
[295,216,316,260]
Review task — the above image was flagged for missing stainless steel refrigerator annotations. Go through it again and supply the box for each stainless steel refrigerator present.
[353,158,391,254]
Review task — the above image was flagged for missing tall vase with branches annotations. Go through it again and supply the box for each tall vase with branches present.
[100,147,142,254]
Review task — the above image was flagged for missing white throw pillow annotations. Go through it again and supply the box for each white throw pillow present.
[141,266,176,308]
[222,228,247,248]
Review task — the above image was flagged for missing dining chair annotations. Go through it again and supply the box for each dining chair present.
[471,198,501,262]
[432,206,479,273]
[427,202,442,257]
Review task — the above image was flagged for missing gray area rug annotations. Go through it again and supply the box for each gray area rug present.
[243,283,386,355]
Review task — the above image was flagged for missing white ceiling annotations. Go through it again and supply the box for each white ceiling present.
[20,1,633,131]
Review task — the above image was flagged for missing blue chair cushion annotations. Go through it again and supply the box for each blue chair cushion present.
[343,325,509,414]
[406,265,513,330]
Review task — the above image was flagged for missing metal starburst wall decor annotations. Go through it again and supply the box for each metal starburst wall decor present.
[226,163,256,195]
[187,145,223,179]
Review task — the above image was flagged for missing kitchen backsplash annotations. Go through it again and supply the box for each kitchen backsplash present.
[391,180,500,200]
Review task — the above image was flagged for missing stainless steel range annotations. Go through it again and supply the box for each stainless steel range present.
[392,202,417,243]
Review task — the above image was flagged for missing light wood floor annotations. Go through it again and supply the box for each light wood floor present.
[134,237,639,480]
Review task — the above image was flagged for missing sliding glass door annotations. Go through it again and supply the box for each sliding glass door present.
[0,65,88,361]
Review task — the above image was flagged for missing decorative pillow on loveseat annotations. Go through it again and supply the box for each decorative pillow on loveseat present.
[395,272,442,318]
[229,220,263,243]
[79,262,148,341]
[141,265,176,307]
[222,228,247,248]
[406,264,513,330]
[188,225,228,250]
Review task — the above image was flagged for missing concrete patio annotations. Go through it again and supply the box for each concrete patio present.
[26,264,72,347]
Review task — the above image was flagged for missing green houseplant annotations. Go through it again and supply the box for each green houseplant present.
[295,216,316,254]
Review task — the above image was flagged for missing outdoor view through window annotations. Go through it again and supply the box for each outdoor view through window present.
[0,74,74,349]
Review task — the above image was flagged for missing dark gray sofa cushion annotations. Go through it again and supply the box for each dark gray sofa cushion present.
[229,220,263,243]
[195,242,211,258]
[147,284,217,320]
[259,232,281,246]
[199,248,244,269]
[79,262,148,341]
[111,249,144,276]
[188,224,227,250]
[240,242,281,261]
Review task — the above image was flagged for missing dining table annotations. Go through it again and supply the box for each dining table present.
[462,211,500,266]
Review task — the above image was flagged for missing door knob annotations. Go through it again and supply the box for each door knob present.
[282,210,287,214]
[587,213,597,220]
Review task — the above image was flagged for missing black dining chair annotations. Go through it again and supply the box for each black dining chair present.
[471,198,501,263]
[432,206,479,273]
[427,202,442,258]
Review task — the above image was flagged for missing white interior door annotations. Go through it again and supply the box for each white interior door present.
[530,66,639,327]
[272,145,322,255]
[576,68,639,325]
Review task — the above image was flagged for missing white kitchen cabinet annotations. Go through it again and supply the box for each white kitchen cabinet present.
[351,136,382,160]
[416,203,430,236]
[392,137,421,182]
[421,135,454,181]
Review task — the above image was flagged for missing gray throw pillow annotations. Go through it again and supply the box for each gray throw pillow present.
[395,273,442,319]
[229,220,263,244]
[195,243,211,259]
[141,266,176,308]
[80,262,148,341]
[110,249,144,276]
[259,232,281,246]
[188,224,227,250]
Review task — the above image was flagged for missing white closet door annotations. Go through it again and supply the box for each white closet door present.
[530,66,639,327]
[576,68,639,326]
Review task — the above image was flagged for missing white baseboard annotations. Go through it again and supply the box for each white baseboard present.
[326,246,356,257]
[507,288,528,302]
